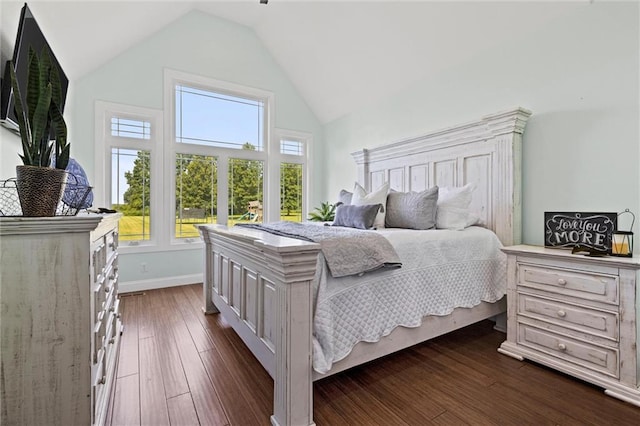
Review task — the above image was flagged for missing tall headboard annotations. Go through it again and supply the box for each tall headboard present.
[351,107,531,246]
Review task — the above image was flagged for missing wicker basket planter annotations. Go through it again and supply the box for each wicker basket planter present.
[16,165,66,217]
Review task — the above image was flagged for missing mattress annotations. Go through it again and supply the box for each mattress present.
[311,226,507,373]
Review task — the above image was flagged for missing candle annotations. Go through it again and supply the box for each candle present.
[611,232,632,257]
[612,241,630,255]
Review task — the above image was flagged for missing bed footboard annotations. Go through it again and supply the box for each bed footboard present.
[198,224,321,426]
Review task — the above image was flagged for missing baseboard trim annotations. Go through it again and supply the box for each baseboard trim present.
[118,273,202,294]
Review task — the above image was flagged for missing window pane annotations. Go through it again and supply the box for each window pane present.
[228,157,264,226]
[175,154,218,238]
[111,117,150,139]
[111,148,151,241]
[281,163,303,222]
[280,139,303,156]
[175,85,263,151]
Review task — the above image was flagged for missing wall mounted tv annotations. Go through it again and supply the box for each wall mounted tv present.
[0,3,69,134]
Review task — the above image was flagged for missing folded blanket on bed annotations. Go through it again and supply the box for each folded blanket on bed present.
[236,221,402,277]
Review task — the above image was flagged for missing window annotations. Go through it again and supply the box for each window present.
[276,131,309,223]
[280,162,303,222]
[175,154,217,238]
[95,102,163,250]
[228,156,264,226]
[112,148,151,241]
[111,117,150,139]
[175,84,264,151]
[167,70,275,241]
[96,72,312,253]
[280,139,303,156]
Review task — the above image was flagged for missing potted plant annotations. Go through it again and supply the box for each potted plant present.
[308,201,336,222]
[9,46,70,216]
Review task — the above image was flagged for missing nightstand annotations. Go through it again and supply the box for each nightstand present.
[498,244,640,407]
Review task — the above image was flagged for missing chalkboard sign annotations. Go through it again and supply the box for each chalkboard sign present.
[544,212,617,253]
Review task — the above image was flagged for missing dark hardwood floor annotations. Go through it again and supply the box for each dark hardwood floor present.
[108,284,640,425]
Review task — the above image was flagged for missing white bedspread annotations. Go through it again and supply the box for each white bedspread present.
[311,226,506,373]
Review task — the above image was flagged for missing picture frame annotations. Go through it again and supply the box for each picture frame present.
[544,211,617,254]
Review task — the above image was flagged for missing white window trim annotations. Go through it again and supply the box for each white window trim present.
[94,101,165,253]
[164,69,275,247]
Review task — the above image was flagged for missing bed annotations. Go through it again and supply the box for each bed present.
[197,107,531,426]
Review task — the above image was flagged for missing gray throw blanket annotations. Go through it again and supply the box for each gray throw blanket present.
[236,221,402,278]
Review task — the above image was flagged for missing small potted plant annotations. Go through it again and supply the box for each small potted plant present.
[308,201,336,222]
[9,46,70,216]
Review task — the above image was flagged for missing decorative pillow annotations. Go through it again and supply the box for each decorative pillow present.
[338,189,353,205]
[436,182,476,230]
[332,203,382,230]
[385,186,439,230]
[351,182,390,228]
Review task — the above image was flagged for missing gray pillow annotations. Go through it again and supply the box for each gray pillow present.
[332,203,381,229]
[338,189,353,205]
[385,186,439,230]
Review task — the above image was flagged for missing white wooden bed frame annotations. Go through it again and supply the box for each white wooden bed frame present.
[197,107,531,426]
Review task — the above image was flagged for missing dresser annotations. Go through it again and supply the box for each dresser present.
[498,245,640,407]
[0,214,122,425]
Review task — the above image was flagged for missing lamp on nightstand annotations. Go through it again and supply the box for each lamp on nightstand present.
[611,209,634,257]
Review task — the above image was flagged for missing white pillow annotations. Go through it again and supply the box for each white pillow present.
[351,182,390,228]
[436,182,477,230]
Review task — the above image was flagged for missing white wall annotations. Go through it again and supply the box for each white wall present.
[71,10,323,288]
[323,2,639,246]
[0,126,21,179]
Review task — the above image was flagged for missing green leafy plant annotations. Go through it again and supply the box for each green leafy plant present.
[9,46,69,169]
[308,201,336,222]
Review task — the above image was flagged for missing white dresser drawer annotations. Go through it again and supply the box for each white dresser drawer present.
[92,241,107,283]
[518,263,618,305]
[517,322,619,378]
[518,293,619,341]
[105,230,118,264]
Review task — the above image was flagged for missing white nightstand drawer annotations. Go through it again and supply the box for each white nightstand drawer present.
[518,263,618,304]
[517,323,619,378]
[518,293,619,341]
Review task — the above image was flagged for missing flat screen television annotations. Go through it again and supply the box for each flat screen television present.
[0,3,69,135]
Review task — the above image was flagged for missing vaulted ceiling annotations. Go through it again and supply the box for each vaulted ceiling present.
[0,1,582,123]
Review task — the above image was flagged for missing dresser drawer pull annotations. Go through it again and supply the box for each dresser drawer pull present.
[558,343,567,351]
[557,278,567,285]
[98,375,106,385]
[557,310,566,317]
[109,337,115,344]
[104,286,111,293]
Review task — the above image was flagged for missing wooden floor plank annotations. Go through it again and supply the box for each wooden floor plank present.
[199,347,266,425]
[111,374,140,426]
[139,336,170,426]
[168,286,215,353]
[167,393,200,426]
[136,291,155,340]
[344,360,447,423]
[166,301,229,425]
[116,295,139,378]
[147,289,191,398]
[111,285,640,426]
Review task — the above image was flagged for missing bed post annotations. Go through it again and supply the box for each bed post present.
[254,242,319,426]
[352,148,370,191]
[483,108,531,246]
[198,226,219,314]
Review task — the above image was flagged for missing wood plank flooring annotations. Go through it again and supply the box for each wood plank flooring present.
[109,284,640,425]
